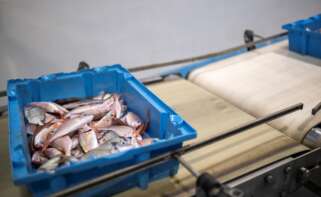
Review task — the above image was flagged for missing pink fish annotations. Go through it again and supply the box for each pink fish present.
[51,136,72,156]
[106,125,134,138]
[62,99,103,110]
[44,113,57,124]
[65,98,114,119]
[79,130,99,153]
[71,147,84,158]
[44,148,63,158]
[139,138,154,146]
[47,115,94,145]
[121,112,142,128]
[71,135,79,149]
[93,111,116,129]
[31,151,48,165]
[30,102,68,116]
[110,94,127,118]
[34,121,63,148]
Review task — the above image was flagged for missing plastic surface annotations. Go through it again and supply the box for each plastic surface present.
[7,64,196,196]
[283,14,321,59]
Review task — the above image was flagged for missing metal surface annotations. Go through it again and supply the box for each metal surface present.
[128,32,287,73]
[303,128,321,149]
[51,102,303,197]
[226,148,321,197]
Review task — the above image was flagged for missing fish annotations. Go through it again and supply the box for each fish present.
[133,122,148,137]
[81,142,116,160]
[47,115,94,144]
[97,130,127,145]
[25,92,153,171]
[105,125,134,138]
[79,130,99,153]
[93,111,116,129]
[30,102,68,116]
[44,113,57,124]
[44,148,63,158]
[111,94,127,118]
[51,136,73,156]
[71,147,84,158]
[26,123,38,135]
[139,138,154,146]
[93,92,112,101]
[24,106,45,125]
[31,151,48,165]
[71,135,79,149]
[65,98,114,119]
[34,121,62,148]
[121,112,142,128]
[38,156,61,172]
[62,99,103,110]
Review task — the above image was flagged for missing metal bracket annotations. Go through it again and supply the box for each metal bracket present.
[227,148,321,197]
[243,30,264,51]
[301,165,321,196]
[77,61,90,71]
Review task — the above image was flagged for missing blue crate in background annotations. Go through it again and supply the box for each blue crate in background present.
[7,65,196,196]
[282,14,321,59]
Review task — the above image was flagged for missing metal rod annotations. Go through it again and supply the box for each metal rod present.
[175,155,200,178]
[0,32,287,98]
[128,32,287,73]
[183,102,304,153]
[51,102,303,197]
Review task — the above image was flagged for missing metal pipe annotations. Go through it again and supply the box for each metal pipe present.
[183,103,303,153]
[303,128,321,149]
[175,155,200,178]
[0,32,287,98]
[128,32,287,73]
[51,102,303,197]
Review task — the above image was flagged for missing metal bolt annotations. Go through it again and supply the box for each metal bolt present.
[265,175,274,184]
[300,167,311,178]
[284,166,292,174]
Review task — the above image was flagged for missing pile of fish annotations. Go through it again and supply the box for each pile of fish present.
[24,92,154,172]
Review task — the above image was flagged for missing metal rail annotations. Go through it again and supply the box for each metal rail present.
[51,102,303,197]
[128,32,287,73]
[0,31,286,102]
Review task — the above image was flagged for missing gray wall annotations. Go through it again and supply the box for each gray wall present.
[1,0,321,92]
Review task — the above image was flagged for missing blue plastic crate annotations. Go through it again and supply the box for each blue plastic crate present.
[282,14,321,59]
[7,64,196,196]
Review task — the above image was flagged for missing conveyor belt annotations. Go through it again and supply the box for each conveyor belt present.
[116,79,307,197]
[189,41,321,143]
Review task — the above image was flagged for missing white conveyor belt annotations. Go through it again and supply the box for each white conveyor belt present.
[189,41,321,142]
